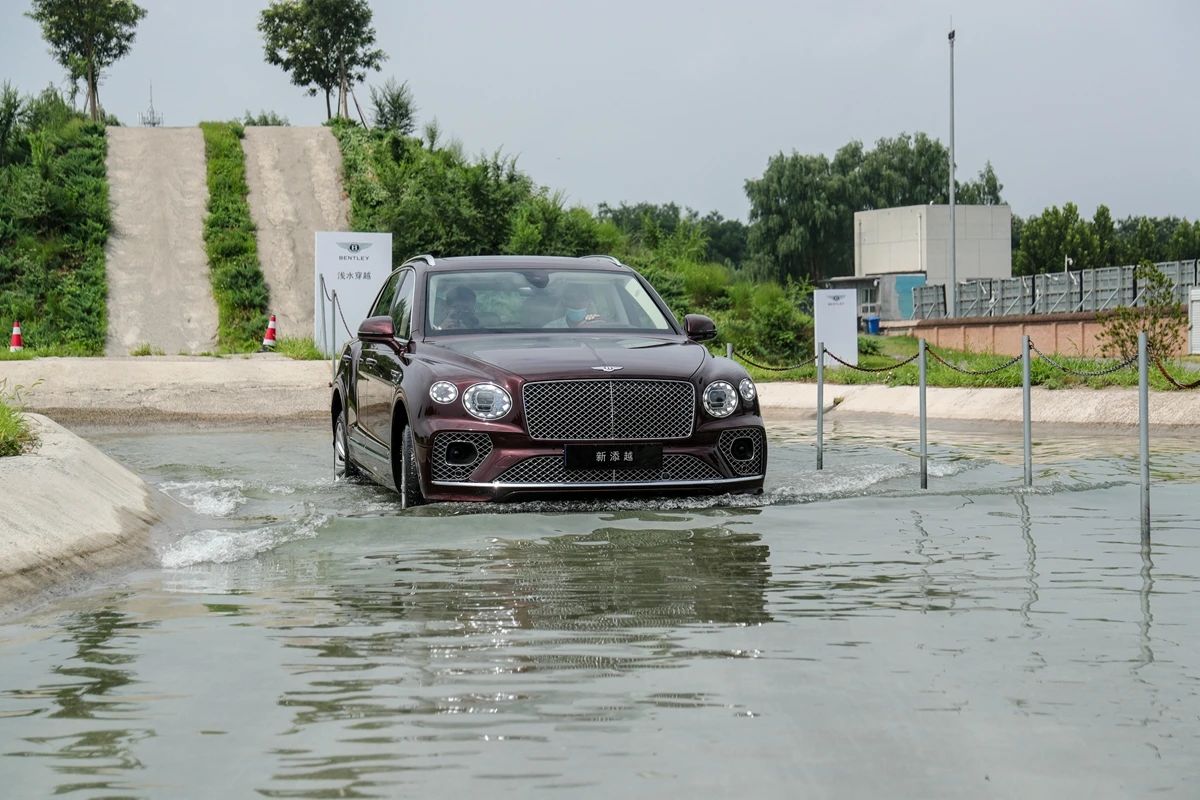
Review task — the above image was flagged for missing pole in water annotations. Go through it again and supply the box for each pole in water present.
[1139,331,1150,538]
[919,338,928,489]
[816,341,825,470]
[1022,335,1032,487]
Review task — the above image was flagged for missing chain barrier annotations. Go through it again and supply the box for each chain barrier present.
[822,348,921,372]
[319,280,356,339]
[926,347,1022,376]
[1028,342,1138,377]
[732,352,818,372]
[1152,357,1200,390]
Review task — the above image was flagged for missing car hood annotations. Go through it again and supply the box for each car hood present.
[428,334,709,381]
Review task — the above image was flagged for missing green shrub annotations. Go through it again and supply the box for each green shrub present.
[0,380,35,457]
[199,121,269,350]
[0,86,109,354]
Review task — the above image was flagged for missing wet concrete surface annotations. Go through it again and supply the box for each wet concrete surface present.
[0,421,1197,798]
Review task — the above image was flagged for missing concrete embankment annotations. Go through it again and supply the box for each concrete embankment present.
[243,126,350,342]
[4,355,332,424]
[104,127,218,356]
[0,414,160,605]
[3,357,1197,427]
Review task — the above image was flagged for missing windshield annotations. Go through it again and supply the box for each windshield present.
[426,270,676,334]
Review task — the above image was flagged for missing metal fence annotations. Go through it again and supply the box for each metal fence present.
[912,260,1200,319]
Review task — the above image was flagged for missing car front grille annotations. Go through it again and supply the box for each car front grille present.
[430,432,492,481]
[522,379,695,441]
[496,454,721,485]
[718,427,766,477]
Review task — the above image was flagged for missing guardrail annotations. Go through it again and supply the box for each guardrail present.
[732,334,1200,540]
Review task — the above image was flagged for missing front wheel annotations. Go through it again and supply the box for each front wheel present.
[397,426,424,508]
[334,413,358,480]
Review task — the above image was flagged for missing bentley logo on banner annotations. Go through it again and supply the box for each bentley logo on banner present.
[315,232,393,356]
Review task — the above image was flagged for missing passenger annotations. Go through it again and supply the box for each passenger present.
[544,284,602,328]
[439,286,480,329]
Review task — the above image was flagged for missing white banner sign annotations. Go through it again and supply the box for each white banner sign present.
[813,289,858,367]
[314,231,393,355]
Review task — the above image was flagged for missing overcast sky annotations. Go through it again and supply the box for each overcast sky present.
[2,0,1197,223]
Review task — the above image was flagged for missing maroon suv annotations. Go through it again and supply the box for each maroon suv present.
[331,254,767,505]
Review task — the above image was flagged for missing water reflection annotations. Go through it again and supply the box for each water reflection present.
[2,602,153,796]
[263,524,772,793]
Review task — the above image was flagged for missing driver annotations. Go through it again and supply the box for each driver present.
[544,284,602,328]
[439,285,479,329]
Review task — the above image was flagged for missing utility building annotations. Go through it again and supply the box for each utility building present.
[825,204,1012,323]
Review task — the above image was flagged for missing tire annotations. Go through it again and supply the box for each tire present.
[334,412,358,480]
[397,425,424,508]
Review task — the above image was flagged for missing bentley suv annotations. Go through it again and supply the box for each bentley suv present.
[331,254,767,505]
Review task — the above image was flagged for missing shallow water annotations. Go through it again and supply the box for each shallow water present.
[1,420,1199,798]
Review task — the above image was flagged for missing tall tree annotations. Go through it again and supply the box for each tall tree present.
[26,0,147,122]
[369,77,417,134]
[259,0,385,120]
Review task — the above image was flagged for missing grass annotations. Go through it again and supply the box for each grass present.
[199,121,270,352]
[0,381,35,457]
[274,337,326,360]
[739,335,1192,391]
[130,343,165,356]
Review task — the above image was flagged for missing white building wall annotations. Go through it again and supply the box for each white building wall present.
[854,204,1012,284]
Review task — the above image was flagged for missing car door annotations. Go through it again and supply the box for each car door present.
[373,270,417,454]
[355,271,402,457]
[358,269,414,453]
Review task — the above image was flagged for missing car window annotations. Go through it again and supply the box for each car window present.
[426,269,675,334]
[370,272,401,318]
[391,270,415,339]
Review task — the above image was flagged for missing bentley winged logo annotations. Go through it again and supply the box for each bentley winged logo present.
[591,365,624,373]
[336,241,373,253]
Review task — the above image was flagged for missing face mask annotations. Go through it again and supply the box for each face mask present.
[565,307,588,324]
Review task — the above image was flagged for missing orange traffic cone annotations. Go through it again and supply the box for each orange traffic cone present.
[9,320,22,352]
[261,314,277,350]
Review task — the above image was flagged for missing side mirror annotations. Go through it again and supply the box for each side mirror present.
[684,313,717,342]
[358,315,395,340]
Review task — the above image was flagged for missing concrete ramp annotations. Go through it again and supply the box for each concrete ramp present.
[243,127,350,343]
[104,127,218,355]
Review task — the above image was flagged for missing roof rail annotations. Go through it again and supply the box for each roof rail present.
[406,253,437,267]
[582,254,623,266]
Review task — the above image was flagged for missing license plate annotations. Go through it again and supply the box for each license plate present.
[563,444,663,471]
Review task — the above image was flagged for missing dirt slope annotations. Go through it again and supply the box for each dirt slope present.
[242,126,350,343]
[104,127,218,355]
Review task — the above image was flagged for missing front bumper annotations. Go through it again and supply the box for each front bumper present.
[418,417,767,502]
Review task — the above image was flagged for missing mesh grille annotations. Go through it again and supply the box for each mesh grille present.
[522,380,695,441]
[496,454,721,485]
[430,432,493,481]
[718,427,766,477]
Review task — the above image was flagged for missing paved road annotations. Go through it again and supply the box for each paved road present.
[104,127,218,356]
[243,127,350,344]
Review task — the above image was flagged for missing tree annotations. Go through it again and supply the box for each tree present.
[1098,261,1187,360]
[26,0,147,122]
[1013,203,1096,274]
[259,0,385,121]
[370,78,417,135]
[958,162,1004,205]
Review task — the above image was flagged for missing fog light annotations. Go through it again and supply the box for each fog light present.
[445,441,478,465]
[729,435,755,461]
[430,381,458,404]
[739,378,757,402]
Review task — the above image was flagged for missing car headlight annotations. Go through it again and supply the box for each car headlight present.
[739,378,757,403]
[702,380,738,417]
[429,381,459,404]
[463,382,511,420]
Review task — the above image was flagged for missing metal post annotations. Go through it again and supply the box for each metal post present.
[816,341,824,470]
[725,342,733,359]
[1022,335,1032,487]
[919,338,928,489]
[947,28,957,318]
[1139,331,1150,537]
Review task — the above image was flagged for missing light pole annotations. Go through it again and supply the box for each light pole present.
[948,28,957,317]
